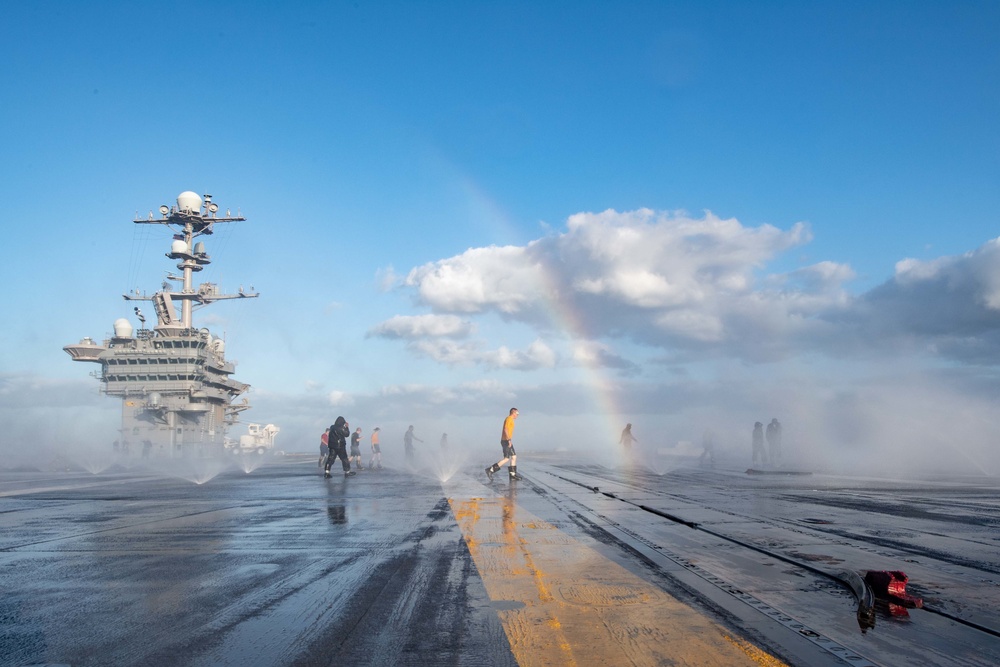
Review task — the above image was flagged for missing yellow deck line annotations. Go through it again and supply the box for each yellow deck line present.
[450,492,787,667]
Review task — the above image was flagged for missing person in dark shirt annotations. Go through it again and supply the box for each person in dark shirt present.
[403,425,423,463]
[325,416,355,478]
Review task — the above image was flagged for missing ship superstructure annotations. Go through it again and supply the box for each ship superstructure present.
[64,191,258,457]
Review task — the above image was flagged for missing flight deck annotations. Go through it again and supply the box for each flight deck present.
[1,455,998,666]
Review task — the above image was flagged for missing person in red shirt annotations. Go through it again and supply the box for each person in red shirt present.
[318,427,329,469]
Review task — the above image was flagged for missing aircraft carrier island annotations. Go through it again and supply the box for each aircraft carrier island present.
[1,457,997,666]
[63,191,263,458]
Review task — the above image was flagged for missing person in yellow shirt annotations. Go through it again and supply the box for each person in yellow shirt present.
[486,407,522,481]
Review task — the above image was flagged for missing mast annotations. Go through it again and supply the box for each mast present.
[125,191,258,325]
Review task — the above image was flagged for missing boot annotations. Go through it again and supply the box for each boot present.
[485,463,499,481]
[509,465,523,481]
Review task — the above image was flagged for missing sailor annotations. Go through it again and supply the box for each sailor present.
[766,418,782,466]
[619,423,638,449]
[699,429,716,467]
[752,422,768,468]
[350,427,364,470]
[324,417,355,478]
[486,408,522,481]
[369,427,383,470]
[318,427,329,469]
[403,425,423,463]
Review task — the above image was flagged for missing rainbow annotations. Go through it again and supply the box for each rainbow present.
[442,162,635,457]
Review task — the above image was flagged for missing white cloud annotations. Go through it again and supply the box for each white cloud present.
[404,245,547,315]
[571,341,641,374]
[401,209,845,361]
[483,339,557,370]
[457,378,507,393]
[892,239,1000,312]
[653,309,724,342]
[846,238,1000,361]
[393,210,1000,369]
[408,339,481,365]
[374,380,512,410]
[375,266,401,292]
[561,208,810,309]
[328,390,354,406]
[409,338,557,370]
[368,314,475,339]
[893,256,947,285]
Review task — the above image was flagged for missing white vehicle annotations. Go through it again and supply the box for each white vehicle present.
[225,423,280,455]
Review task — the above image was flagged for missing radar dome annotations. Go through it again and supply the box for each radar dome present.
[171,239,189,254]
[113,318,134,338]
[177,191,202,213]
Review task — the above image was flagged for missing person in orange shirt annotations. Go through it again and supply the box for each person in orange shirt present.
[486,407,522,481]
[369,427,383,470]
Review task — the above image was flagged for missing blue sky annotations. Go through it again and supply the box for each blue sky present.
[2,1,999,473]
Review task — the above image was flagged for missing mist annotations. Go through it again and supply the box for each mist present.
[9,357,994,482]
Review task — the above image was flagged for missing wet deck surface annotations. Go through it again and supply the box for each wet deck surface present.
[2,455,999,666]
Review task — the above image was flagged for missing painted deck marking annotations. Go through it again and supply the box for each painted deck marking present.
[450,492,785,667]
